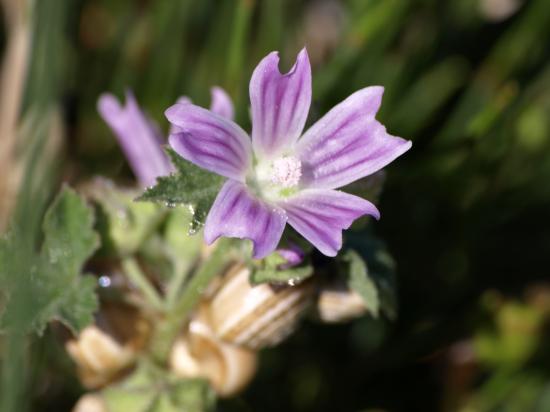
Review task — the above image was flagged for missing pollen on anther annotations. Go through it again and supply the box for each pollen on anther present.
[270,156,302,188]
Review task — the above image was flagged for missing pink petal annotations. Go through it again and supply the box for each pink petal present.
[295,86,412,190]
[210,86,234,120]
[166,103,252,181]
[280,189,379,257]
[250,48,312,158]
[204,180,288,259]
[97,91,174,187]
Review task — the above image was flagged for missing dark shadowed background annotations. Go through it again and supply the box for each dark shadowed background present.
[1,0,550,411]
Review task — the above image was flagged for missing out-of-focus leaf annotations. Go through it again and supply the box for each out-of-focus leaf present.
[163,207,202,273]
[341,249,380,317]
[475,294,544,368]
[33,187,100,334]
[137,148,224,231]
[41,186,98,274]
[343,234,398,320]
[102,362,215,412]
[85,178,165,256]
[0,187,100,335]
[390,57,470,137]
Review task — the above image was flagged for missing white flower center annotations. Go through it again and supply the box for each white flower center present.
[270,156,302,188]
[249,155,302,200]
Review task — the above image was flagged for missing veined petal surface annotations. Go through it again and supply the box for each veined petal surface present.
[204,180,288,259]
[281,189,379,257]
[296,87,411,190]
[250,48,311,158]
[166,103,252,181]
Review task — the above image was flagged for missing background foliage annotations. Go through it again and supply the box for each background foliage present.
[1,0,550,411]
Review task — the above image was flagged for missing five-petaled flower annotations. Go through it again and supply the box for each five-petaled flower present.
[166,48,412,259]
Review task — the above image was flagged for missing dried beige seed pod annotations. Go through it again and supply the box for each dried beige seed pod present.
[66,325,135,389]
[170,304,258,397]
[316,281,367,323]
[72,394,107,412]
[207,264,316,350]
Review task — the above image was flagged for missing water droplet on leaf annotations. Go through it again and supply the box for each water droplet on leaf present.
[98,275,112,288]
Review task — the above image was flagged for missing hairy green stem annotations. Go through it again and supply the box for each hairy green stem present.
[150,238,232,363]
[165,259,191,309]
[121,257,164,311]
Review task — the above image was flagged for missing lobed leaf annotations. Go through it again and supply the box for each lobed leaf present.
[0,187,100,335]
[137,148,224,231]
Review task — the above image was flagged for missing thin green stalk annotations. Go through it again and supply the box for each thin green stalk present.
[122,257,164,311]
[150,238,232,363]
[173,239,231,316]
[165,260,189,309]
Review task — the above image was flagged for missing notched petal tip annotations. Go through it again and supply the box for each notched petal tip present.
[279,48,310,77]
[296,84,410,189]
[354,85,385,116]
[250,48,312,156]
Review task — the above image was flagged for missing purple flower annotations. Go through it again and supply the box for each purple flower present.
[98,87,234,187]
[277,245,305,269]
[166,49,411,259]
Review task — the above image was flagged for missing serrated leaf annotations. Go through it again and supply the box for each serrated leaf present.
[42,185,99,276]
[250,251,314,286]
[342,250,380,317]
[53,276,99,332]
[137,148,224,231]
[0,187,100,335]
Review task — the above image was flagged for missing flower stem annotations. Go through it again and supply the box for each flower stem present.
[165,260,190,309]
[121,257,164,311]
[150,238,232,363]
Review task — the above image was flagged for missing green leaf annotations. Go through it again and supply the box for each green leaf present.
[0,186,100,335]
[87,178,166,256]
[137,148,224,231]
[42,186,98,276]
[250,251,314,286]
[34,187,100,334]
[165,378,216,412]
[341,250,380,317]
[343,234,398,320]
[50,276,99,333]
[102,362,215,412]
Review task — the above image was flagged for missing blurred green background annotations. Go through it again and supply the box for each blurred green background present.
[1,0,550,411]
